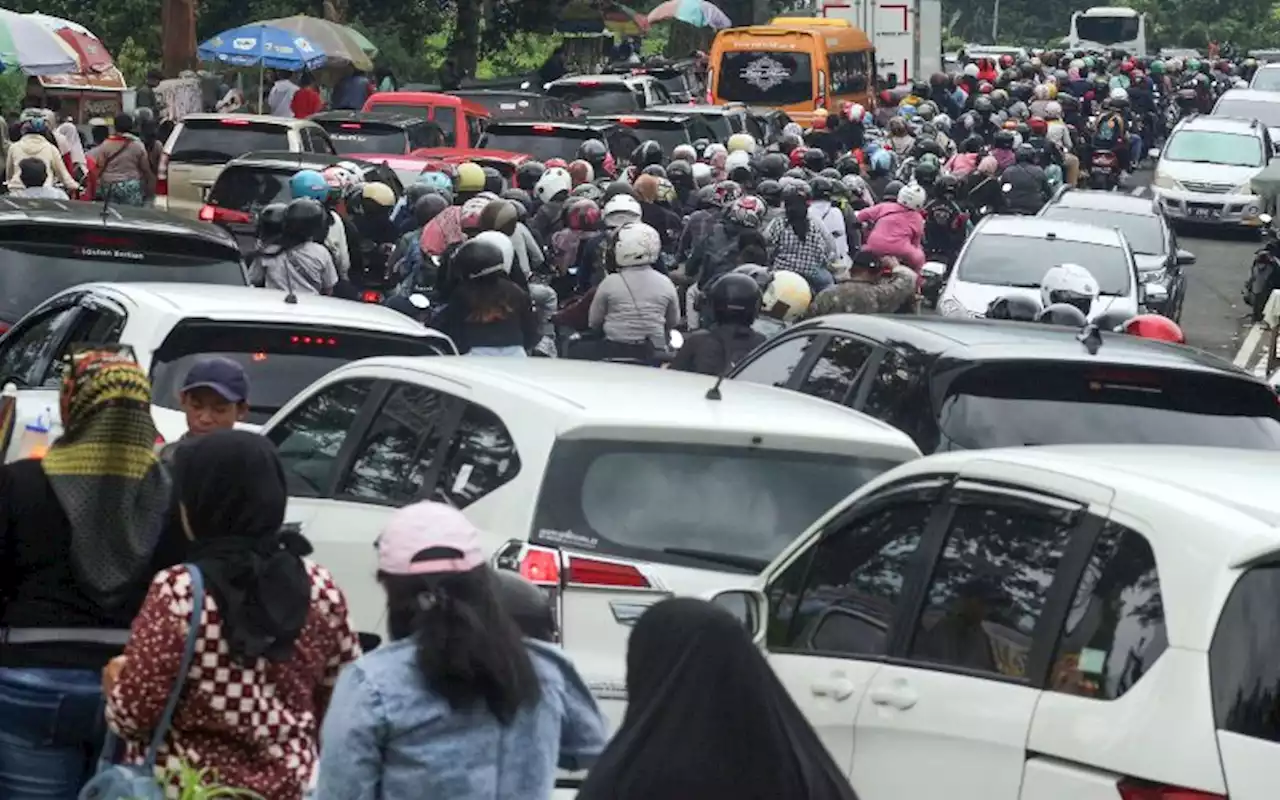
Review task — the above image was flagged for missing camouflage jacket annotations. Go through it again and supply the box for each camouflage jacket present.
[808,263,918,317]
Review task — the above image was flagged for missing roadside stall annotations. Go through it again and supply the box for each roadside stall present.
[35,68,128,123]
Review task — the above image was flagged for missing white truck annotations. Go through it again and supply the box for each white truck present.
[819,0,942,84]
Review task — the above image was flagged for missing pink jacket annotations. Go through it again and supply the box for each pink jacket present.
[856,202,925,269]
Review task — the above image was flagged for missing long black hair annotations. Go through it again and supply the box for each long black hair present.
[380,565,542,724]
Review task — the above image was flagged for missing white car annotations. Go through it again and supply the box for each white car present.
[0,283,454,462]
[1152,115,1273,227]
[711,444,1280,800]
[258,357,921,729]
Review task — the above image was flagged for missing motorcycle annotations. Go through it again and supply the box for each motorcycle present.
[1245,213,1280,322]
[1088,150,1122,191]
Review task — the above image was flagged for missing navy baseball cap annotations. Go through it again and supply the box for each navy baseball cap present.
[180,356,249,403]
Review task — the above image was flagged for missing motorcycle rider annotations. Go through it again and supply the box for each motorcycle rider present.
[1000,144,1051,215]
[752,269,812,337]
[855,182,927,272]
[670,273,767,376]
[989,129,1017,171]
[248,198,338,296]
[1036,302,1088,326]
[350,182,399,295]
[922,174,967,263]
[684,193,769,324]
[585,222,680,362]
[809,176,851,274]
[808,249,918,316]
[1040,263,1099,317]
[1093,89,1133,173]
[530,166,573,242]
[291,168,352,283]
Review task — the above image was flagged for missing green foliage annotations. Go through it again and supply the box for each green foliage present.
[114,37,157,87]
[126,759,265,800]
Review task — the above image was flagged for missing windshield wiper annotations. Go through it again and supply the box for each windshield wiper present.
[1000,281,1042,289]
[662,547,769,573]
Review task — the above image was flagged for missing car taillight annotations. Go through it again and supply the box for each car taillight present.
[1117,778,1225,800]
[567,556,650,587]
[156,152,169,197]
[340,122,361,129]
[0,321,10,335]
[533,124,555,132]
[220,118,251,126]
[198,205,252,224]
[360,290,383,303]
[520,549,561,585]
[578,80,600,87]
[620,116,639,126]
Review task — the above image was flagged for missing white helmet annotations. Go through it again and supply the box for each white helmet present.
[1069,58,1084,71]
[933,113,952,133]
[471,230,514,275]
[963,63,980,78]
[897,182,928,210]
[727,132,756,154]
[1044,101,1063,120]
[535,167,572,202]
[691,162,714,187]
[1167,57,1183,72]
[847,102,865,122]
[1109,86,1129,102]
[1040,263,1099,314]
[610,222,661,268]
[726,150,752,172]
[763,270,812,322]
[1235,77,1249,89]
[704,142,728,162]
[603,193,643,228]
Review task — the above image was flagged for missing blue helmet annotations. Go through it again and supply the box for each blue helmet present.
[290,169,329,201]
[417,171,452,193]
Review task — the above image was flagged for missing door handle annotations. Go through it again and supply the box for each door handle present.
[810,677,856,700]
[868,683,918,710]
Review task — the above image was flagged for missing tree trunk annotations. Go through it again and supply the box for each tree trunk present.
[161,0,197,76]
[323,0,348,24]
[453,0,481,78]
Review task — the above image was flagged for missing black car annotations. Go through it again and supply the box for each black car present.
[603,58,701,103]
[645,103,764,143]
[476,120,637,166]
[201,151,404,255]
[0,197,246,329]
[749,107,795,145]
[451,89,579,120]
[729,315,1280,452]
[586,113,719,154]
[1039,187,1195,321]
[308,110,447,156]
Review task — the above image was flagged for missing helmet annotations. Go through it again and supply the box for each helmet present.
[780,180,810,205]
[654,177,677,205]
[602,181,635,204]
[809,175,836,201]
[571,182,603,202]
[974,96,995,115]
[708,273,762,325]
[545,157,569,170]
[609,222,661,268]
[492,571,555,642]
[759,152,788,179]
[757,179,782,205]
[762,270,812,322]
[778,133,802,154]
[642,164,667,178]
[455,162,486,193]
[1109,86,1129,103]
[999,54,1014,68]
[802,148,828,172]
[725,150,752,175]
[534,167,572,202]
[883,179,905,200]
[1040,263,1098,315]
[897,182,927,210]
[834,153,861,176]
[459,196,492,232]
[732,263,772,293]
[602,193,642,228]
[478,199,519,233]
[993,129,1015,149]
[713,179,743,207]
[963,62,980,78]
[1149,59,1165,75]
[1028,117,1048,136]
[361,182,395,208]
[1015,143,1036,163]
[577,138,608,167]
[847,102,866,122]
[1121,314,1185,343]
[727,133,756,154]
[1036,303,1089,327]
[418,170,454,194]
[914,160,939,185]
[672,143,697,163]
[514,161,546,192]
[667,159,693,186]
[413,194,449,227]
[691,162,714,187]
[565,198,602,231]
[704,142,728,163]
[784,166,810,182]
[842,173,868,196]
[256,203,288,242]
[289,169,330,201]
[632,140,664,168]
[692,138,712,158]
[985,294,1042,321]
[725,194,766,228]
[453,234,510,280]
[482,166,504,194]
[917,101,938,121]
[789,146,810,169]
[567,159,596,190]
[1044,101,1063,120]
[500,188,532,215]
[283,198,327,243]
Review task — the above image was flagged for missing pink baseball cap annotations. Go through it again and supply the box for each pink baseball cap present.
[377,501,485,576]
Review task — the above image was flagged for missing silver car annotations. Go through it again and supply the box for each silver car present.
[1151,115,1272,227]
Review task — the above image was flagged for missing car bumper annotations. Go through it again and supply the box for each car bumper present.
[1154,188,1266,226]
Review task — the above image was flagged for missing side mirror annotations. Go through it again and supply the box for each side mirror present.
[1175,249,1197,265]
[1143,282,1169,306]
[1148,147,1161,159]
[922,260,948,278]
[709,588,767,643]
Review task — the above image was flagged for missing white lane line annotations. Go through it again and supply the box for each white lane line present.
[1130,185,1145,196]
[1235,323,1266,367]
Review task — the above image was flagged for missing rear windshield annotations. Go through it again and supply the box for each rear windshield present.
[1253,69,1280,91]
[150,321,445,423]
[718,51,814,106]
[937,362,1280,450]
[546,83,641,114]
[208,167,291,214]
[1039,207,1167,256]
[478,127,601,163]
[612,121,691,152]
[1211,565,1280,742]
[0,227,244,323]
[170,120,289,164]
[464,95,554,119]
[957,233,1133,296]
[532,440,900,572]
[1213,97,1280,128]
[316,123,409,154]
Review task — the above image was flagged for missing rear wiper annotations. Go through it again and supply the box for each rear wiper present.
[1001,281,1042,289]
[662,547,769,573]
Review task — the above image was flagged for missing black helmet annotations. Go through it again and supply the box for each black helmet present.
[667,159,693,186]
[692,137,711,158]
[1015,122,1032,139]
[728,164,753,185]
[757,178,782,205]
[256,202,288,242]
[882,179,905,200]
[936,173,961,195]
[1093,309,1134,332]
[1060,94,1079,111]
[819,167,842,181]
[911,80,930,97]
[283,198,327,244]
[632,140,664,168]
[732,263,772,292]
[1036,302,1088,327]
[783,166,808,181]
[514,161,545,192]
[809,175,836,201]
[709,272,763,325]
[913,138,944,160]
[479,199,520,233]
[961,133,985,153]
[993,130,1016,149]
[802,148,828,172]
[834,153,861,176]
[413,194,449,227]
[482,166,504,194]
[452,236,508,281]
[986,294,1042,321]
[492,570,556,642]
[1015,143,1036,163]
[500,188,532,219]
[403,182,432,207]
[602,180,636,204]
[642,163,667,178]
[577,138,608,167]
[780,180,811,205]
[778,133,802,154]
[914,160,939,185]
[974,96,995,114]
[759,152,788,179]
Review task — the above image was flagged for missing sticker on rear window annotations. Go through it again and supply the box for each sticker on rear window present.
[538,528,599,549]
[75,246,145,261]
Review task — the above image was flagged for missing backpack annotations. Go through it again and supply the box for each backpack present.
[1095,113,1123,145]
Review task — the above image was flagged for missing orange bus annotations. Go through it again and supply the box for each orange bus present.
[708,18,875,125]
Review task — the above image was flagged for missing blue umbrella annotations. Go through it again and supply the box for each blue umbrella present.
[198,24,328,70]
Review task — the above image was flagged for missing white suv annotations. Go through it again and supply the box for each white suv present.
[712,445,1280,800]
[1152,115,1272,227]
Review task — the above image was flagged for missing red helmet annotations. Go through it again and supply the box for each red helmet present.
[545,157,569,170]
[999,54,1014,68]
[1121,59,1135,73]
[567,159,594,186]
[1122,314,1185,344]
[564,197,602,231]
[1028,116,1048,135]
[978,81,993,94]
[789,146,809,168]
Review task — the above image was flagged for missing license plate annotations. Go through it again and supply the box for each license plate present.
[1189,207,1220,219]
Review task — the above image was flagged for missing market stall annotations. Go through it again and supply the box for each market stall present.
[35,67,128,123]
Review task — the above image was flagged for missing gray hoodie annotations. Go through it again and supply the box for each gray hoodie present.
[248,242,338,295]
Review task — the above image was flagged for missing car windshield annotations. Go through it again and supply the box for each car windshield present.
[478,128,600,162]
[937,362,1280,450]
[150,321,446,424]
[1040,207,1166,255]
[0,227,244,323]
[467,95,548,119]
[956,233,1133,295]
[320,124,409,154]
[170,121,289,164]
[1214,98,1280,128]
[1252,70,1280,91]
[1164,130,1264,167]
[547,83,641,114]
[611,122,690,152]
[1075,16,1140,45]
[718,51,814,106]
[532,440,900,571]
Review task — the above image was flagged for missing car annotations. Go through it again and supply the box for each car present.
[645,102,764,143]
[1210,88,1280,155]
[258,358,920,716]
[1038,188,1196,320]
[749,107,796,145]
[544,74,673,114]
[156,114,337,221]
[585,112,719,154]
[935,215,1143,321]
[709,444,1280,800]
[0,282,456,463]
[407,148,533,184]
[200,152,404,256]
[357,154,435,190]
[361,91,491,148]
[0,198,246,330]
[1249,60,1280,91]
[476,120,631,166]
[450,89,580,120]
[1151,115,1273,227]
[728,314,1280,454]
[602,58,702,103]
[308,110,447,156]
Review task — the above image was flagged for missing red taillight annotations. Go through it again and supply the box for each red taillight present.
[619,116,639,126]
[0,321,11,335]
[520,549,561,585]
[197,205,213,221]
[532,124,555,132]
[220,118,251,126]
[156,152,169,196]
[155,434,166,447]
[340,123,361,129]
[567,556,650,588]
[578,80,600,87]
[1117,779,1225,800]
[290,335,340,346]
[360,290,383,303]
[198,205,252,224]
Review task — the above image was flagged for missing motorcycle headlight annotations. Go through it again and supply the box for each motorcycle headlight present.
[937,297,968,317]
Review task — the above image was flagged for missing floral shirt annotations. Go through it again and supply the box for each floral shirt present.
[107,561,361,800]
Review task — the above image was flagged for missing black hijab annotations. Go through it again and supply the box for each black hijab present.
[175,430,313,663]
[576,597,860,800]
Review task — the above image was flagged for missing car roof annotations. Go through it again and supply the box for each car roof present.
[1044,189,1160,216]
[1217,88,1280,104]
[975,214,1126,245]
[549,74,634,85]
[647,103,744,117]
[365,92,491,115]
[1177,114,1264,134]
[588,112,691,124]
[0,197,238,250]
[180,113,316,128]
[226,151,384,174]
[483,120,611,132]
[308,110,436,127]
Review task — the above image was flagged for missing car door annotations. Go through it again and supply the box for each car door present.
[758,476,952,774]
[0,297,86,462]
[850,480,1085,800]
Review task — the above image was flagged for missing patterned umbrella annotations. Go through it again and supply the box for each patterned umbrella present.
[198,24,329,71]
[558,0,651,36]
[24,13,115,74]
[647,0,732,29]
[0,9,78,75]
[258,15,377,71]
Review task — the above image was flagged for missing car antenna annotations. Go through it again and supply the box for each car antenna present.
[1078,323,1103,355]
[706,360,729,401]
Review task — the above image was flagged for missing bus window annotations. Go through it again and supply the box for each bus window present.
[718,51,814,106]
[1075,14,1140,45]
[829,51,870,95]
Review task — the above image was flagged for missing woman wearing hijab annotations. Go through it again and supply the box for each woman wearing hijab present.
[315,501,607,800]
[0,348,179,796]
[576,597,861,800]
[103,430,360,799]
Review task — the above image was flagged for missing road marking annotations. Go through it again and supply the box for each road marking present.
[1130,185,1145,196]
[1235,323,1265,367]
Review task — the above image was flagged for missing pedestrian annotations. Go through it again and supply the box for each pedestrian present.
[86,112,155,206]
[6,115,78,194]
[439,58,463,91]
[332,67,372,110]
[290,73,325,119]
[267,70,300,117]
[104,430,361,800]
[158,356,250,465]
[314,501,607,800]
[0,347,180,797]
[135,69,165,118]
[575,597,861,800]
[12,157,69,199]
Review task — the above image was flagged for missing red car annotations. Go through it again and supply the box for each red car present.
[361,92,491,148]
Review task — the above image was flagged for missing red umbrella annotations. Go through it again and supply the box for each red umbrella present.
[56,28,112,73]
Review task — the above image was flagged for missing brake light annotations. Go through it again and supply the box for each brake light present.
[155,433,165,447]
[0,321,10,335]
[198,205,252,224]
[578,80,601,87]
[532,124,556,132]
[290,335,340,345]
[1117,778,1225,800]
[567,556,651,587]
[619,116,639,126]
[520,549,561,585]
[220,118,251,126]
[156,152,169,197]
[360,290,383,303]
[340,123,362,129]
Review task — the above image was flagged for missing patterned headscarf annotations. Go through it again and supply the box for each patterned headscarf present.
[42,348,172,609]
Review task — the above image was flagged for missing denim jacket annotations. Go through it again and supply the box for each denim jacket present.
[314,637,607,800]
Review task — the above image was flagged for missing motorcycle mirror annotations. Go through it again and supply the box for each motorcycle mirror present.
[409,293,430,310]
[1002,183,1013,192]
[669,330,685,350]
[1147,147,1161,159]
[1260,213,1274,226]
[922,260,948,277]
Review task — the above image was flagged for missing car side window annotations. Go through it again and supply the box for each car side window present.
[338,382,452,505]
[467,114,486,145]
[433,402,520,508]
[908,497,1075,680]
[1211,563,1280,742]
[43,305,127,386]
[268,379,375,498]
[733,334,817,389]
[799,336,875,404]
[0,304,80,388]
[1051,521,1166,699]
[312,129,336,154]
[767,500,933,656]
[860,348,936,450]
[433,108,458,146]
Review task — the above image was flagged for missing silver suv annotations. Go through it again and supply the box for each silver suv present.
[1151,115,1272,227]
